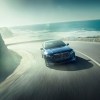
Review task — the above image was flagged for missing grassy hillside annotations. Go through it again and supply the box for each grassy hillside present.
[0,34,21,82]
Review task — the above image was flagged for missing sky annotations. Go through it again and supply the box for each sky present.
[0,0,100,27]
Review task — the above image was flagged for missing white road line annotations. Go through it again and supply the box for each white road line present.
[75,50,100,67]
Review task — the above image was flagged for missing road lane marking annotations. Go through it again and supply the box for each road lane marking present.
[75,50,100,67]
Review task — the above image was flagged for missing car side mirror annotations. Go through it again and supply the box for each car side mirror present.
[40,48,43,50]
[66,43,69,46]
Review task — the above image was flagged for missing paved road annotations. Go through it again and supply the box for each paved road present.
[68,41,100,63]
[0,41,100,100]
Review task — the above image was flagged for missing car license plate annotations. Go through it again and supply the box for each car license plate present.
[62,53,69,58]
[54,52,69,59]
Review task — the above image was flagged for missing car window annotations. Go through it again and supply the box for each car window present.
[44,41,66,49]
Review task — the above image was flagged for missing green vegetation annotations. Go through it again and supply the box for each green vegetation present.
[0,34,21,82]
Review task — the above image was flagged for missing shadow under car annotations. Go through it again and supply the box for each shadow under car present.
[47,56,93,71]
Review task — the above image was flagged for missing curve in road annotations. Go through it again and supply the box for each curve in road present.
[0,41,100,100]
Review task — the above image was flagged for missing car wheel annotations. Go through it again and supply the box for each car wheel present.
[45,59,50,67]
[74,56,76,61]
[72,56,76,63]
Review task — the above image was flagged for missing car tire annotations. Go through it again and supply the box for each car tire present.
[45,59,50,67]
[72,56,77,63]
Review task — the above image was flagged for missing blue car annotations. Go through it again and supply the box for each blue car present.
[41,40,76,66]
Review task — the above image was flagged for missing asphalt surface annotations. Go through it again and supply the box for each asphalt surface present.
[0,41,100,100]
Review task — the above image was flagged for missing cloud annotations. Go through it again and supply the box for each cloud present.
[7,0,100,5]
[0,0,100,27]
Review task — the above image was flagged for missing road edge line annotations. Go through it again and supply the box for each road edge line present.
[75,50,100,67]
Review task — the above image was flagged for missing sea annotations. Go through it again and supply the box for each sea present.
[10,20,100,40]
